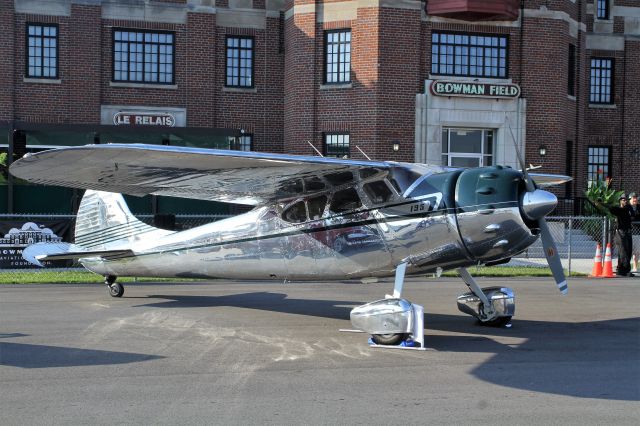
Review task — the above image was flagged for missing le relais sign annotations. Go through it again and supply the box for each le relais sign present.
[430,80,521,99]
[113,111,176,126]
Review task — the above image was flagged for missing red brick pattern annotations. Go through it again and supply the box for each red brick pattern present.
[1,0,638,197]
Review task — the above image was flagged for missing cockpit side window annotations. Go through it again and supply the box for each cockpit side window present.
[363,180,393,204]
[307,195,328,220]
[330,188,362,213]
[282,200,307,223]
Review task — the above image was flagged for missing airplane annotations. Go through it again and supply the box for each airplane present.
[10,143,570,346]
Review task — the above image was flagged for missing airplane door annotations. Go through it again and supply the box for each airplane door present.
[280,199,319,279]
[257,207,288,280]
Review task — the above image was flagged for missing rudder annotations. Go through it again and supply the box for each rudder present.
[74,190,173,250]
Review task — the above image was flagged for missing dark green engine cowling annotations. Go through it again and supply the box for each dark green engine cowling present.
[453,166,538,263]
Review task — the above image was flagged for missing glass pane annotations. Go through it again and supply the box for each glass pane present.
[484,131,494,155]
[449,129,482,153]
[450,157,480,168]
[441,129,448,153]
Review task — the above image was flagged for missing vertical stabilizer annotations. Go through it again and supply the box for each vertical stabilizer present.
[74,190,173,250]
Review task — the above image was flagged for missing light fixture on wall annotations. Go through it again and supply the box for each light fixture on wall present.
[392,141,400,152]
[539,146,547,157]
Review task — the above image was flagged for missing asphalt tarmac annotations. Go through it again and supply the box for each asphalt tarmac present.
[1,277,638,425]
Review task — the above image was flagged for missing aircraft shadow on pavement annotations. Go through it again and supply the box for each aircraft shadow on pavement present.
[0,342,164,369]
[137,291,639,402]
[138,291,356,320]
[429,315,640,402]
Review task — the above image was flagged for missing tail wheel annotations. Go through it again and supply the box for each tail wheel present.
[371,333,408,346]
[108,282,124,298]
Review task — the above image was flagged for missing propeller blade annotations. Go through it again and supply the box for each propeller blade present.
[538,218,568,294]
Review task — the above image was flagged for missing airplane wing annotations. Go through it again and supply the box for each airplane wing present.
[10,144,395,205]
[529,173,572,188]
[10,143,572,205]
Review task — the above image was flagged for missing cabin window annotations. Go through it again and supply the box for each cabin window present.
[363,181,392,204]
[307,195,328,219]
[330,188,362,213]
[282,200,307,223]
[359,168,380,179]
[304,177,326,191]
[324,170,353,186]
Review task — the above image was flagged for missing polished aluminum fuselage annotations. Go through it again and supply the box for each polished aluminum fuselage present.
[81,197,536,281]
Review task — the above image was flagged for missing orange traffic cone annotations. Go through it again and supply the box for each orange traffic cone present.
[601,243,615,278]
[589,243,603,277]
[632,255,638,273]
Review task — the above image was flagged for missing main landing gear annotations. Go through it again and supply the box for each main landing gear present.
[456,267,514,327]
[349,262,426,350]
[105,275,124,298]
[349,263,516,348]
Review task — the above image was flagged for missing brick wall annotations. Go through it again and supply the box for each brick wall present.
[3,0,639,198]
[620,38,640,193]
[0,0,14,121]
[284,6,316,155]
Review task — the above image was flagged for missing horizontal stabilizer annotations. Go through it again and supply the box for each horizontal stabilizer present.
[22,242,133,267]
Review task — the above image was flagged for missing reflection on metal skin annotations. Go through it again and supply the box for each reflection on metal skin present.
[350,298,413,334]
[456,207,538,263]
[520,189,558,221]
[457,287,515,321]
[20,159,551,283]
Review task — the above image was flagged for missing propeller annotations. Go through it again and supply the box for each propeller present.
[508,120,568,295]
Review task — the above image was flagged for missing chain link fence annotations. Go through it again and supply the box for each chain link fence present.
[1,214,638,278]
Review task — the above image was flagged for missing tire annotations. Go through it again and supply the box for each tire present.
[108,282,124,298]
[477,298,512,327]
[480,316,512,327]
[371,333,408,346]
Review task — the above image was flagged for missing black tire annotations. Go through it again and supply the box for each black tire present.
[108,282,124,298]
[371,333,408,345]
[333,237,346,253]
[480,316,512,327]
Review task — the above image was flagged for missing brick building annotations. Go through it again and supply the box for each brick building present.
[0,0,638,214]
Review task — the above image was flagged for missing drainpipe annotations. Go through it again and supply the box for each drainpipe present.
[573,0,583,207]
[7,122,13,213]
[620,39,627,189]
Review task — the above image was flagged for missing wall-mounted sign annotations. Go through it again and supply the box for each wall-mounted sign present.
[113,111,176,126]
[0,221,73,268]
[431,80,521,99]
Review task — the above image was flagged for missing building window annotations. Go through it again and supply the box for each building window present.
[324,134,350,158]
[441,128,493,167]
[113,30,174,84]
[587,146,610,186]
[568,44,576,96]
[590,58,614,104]
[226,37,253,88]
[596,0,609,20]
[325,30,351,84]
[26,24,58,79]
[431,32,508,78]
[229,134,252,151]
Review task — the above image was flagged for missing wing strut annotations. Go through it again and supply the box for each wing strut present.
[386,261,408,299]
